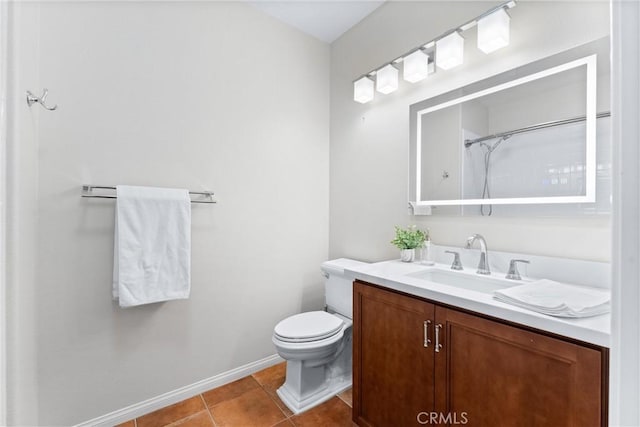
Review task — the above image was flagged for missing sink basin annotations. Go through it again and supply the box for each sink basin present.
[406,269,522,294]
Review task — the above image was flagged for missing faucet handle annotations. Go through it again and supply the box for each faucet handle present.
[506,259,530,280]
[444,251,463,271]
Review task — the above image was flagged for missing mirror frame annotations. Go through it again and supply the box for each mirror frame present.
[409,52,598,208]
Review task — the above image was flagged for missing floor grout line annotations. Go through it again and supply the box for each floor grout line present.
[337,392,353,408]
[199,393,218,427]
[260,382,292,422]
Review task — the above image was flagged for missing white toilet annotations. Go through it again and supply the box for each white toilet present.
[272,258,366,414]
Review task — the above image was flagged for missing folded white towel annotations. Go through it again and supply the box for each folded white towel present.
[113,185,191,308]
[493,279,610,318]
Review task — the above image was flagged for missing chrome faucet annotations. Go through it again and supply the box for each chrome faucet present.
[465,234,490,275]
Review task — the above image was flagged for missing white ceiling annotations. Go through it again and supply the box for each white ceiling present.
[248,1,385,44]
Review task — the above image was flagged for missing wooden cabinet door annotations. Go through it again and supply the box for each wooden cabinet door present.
[353,281,435,427]
[434,307,605,427]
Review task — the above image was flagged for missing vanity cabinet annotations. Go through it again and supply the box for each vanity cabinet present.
[353,280,608,427]
[352,279,437,426]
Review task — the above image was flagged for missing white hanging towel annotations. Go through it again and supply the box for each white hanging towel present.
[113,185,191,308]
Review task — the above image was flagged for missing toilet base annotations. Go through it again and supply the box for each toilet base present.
[274,316,353,415]
[276,374,351,415]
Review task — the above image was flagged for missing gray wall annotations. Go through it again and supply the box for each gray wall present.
[330,1,611,262]
[7,2,329,425]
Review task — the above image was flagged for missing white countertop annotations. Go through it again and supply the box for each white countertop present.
[345,260,611,348]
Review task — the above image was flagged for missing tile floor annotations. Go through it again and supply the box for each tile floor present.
[116,362,355,427]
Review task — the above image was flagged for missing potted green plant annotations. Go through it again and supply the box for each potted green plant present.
[391,225,426,262]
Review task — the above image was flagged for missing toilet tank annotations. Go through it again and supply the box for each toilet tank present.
[321,258,368,319]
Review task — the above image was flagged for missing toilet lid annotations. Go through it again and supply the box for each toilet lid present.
[274,311,344,343]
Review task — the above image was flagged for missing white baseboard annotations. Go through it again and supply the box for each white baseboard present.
[74,354,284,427]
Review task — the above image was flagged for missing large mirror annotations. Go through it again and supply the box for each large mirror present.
[409,38,610,216]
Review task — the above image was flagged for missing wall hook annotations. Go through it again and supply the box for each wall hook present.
[26,89,58,111]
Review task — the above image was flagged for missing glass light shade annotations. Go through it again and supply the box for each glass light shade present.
[353,76,374,104]
[376,64,399,94]
[436,32,464,70]
[403,50,430,83]
[477,8,510,54]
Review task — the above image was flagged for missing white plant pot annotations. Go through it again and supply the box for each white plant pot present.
[400,249,415,262]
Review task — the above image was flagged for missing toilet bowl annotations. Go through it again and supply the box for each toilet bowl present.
[272,258,366,415]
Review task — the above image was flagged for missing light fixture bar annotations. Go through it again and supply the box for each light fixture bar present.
[352,0,516,84]
[463,0,516,31]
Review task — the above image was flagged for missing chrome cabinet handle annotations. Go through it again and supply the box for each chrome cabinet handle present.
[423,320,432,347]
[434,324,443,353]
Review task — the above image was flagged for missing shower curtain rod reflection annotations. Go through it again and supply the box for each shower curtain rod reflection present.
[464,111,611,148]
[81,185,216,204]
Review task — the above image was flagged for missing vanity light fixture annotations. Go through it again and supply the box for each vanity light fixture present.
[353,76,375,104]
[436,32,465,70]
[403,49,430,83]
[376,64,399,94]
[477,7,511,54]
[352,0,516,103]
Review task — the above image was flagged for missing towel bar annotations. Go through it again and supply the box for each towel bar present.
[81,185,216,204]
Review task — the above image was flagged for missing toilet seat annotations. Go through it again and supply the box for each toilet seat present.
[274,311,344,343]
